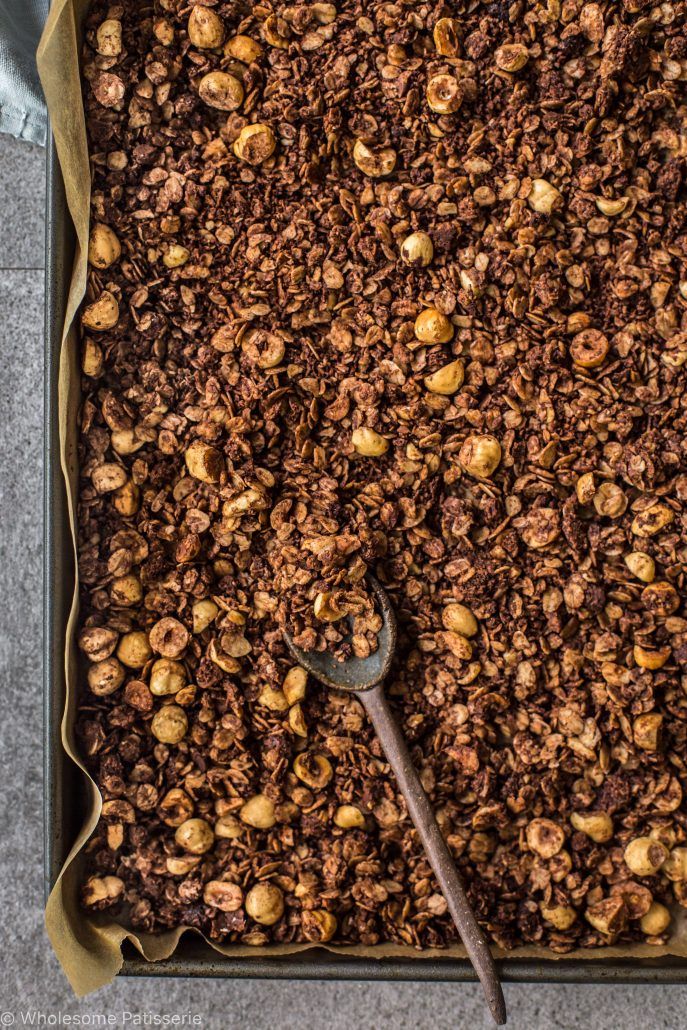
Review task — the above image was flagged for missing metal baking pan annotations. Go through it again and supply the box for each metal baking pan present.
[43,135,687,986]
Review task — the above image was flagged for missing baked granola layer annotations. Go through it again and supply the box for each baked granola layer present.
[78,0,687,950]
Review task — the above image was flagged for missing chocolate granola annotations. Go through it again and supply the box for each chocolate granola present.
[77,0,687,950]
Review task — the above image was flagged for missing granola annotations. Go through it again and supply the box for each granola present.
[77,0,687,951]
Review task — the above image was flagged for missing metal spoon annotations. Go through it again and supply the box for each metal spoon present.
[283,576,507,1026]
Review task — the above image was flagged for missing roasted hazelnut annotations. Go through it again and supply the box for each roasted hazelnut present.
[262,14,290,48]
[642,582,680,617]
[111,573,142,606]
[225,34,262,63]
[314,591,345,622]
[203,881,243,911]
[473,186,496,207]
[540,903,577,930]
[441,603,478,637]
[351,427,389,457]
[233,123,276,165]
[610,881,653,921]
[312,4,337,25]
[650,825,677,851]
[222,634,251,660]
[633,645,670,671]
[414,307,453,343]
[641,902,671,936]
[570,810,613,843]
[185,440,223,483]
[276,801,299,823]
[551,851,573,882]
[424,360,464,396]
[214,814,244,839]
[240,794,276,829]
[334,804,366,829]
[175,817,215,854]
[116,631,152,669]
[596,196,628,217]
[302,909,337,942]
[92,71,124,109]
[258,685,289,711]
[88,223,121,269]
[111,429,144,456]
[91,463,127,494]
[187,6,224,49]
[625,551,655,583]
[166,856,201,876]
[662,847,687,882]
[162,244,189,268]
[101,803,134,824]
[223,487,268,518]
[570,329,610,369]
[293,752,333,788]
[495,42,529,72]
[106,825,125,851]
[283,666,307,704]
[153,17,174,46]
[82,338,103,377]
[261,335,287,369]
[198,71,244,111]
[123,677,153,710]
[575,472,595,505]
[585,896,627,936]
[528,178,563,215]
[632,504,674,537]
[149,658,186,696]
[151,704,188,744]
[149,617,189,659]
[458,434,501,479]
[443,632,472,661]
[79,625,118,662]
[426,74,462,114]
[87,657,125,696]
[96,19,122,57]
[624,836,668,877]
[82,290,119,331]
[242,328,286,369]
[245,882,284,925]
[525,818,565,858]
[208,640,240,674]
[289,703,308,737]
[593,482,627,518]
[433,17,460,56]
[210,324,235,352]
[83,875,124,907]
[113,480,140,517]
[192,598,219,634]
[632,712,664,750]
[519,508,561,550]
[400,231,434,267]
[352,140,396,178]
[159,787,194,827]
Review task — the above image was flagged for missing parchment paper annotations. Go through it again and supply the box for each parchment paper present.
[37,0,687,997]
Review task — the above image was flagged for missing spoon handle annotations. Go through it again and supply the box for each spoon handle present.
[361,684,506,1026]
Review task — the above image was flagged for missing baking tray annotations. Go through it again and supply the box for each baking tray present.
[43,135,687,986]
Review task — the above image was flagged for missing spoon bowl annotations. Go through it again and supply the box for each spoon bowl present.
[283,575,396,692]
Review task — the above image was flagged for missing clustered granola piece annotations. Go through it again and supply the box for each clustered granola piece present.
[77,0,687,952]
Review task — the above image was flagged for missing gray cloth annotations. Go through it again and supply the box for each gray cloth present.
[0,0,49,145]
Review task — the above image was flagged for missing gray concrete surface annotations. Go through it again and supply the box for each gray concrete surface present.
[1,132,686,1029]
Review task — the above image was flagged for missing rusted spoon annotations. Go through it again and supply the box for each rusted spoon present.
[283,576,506,1026]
